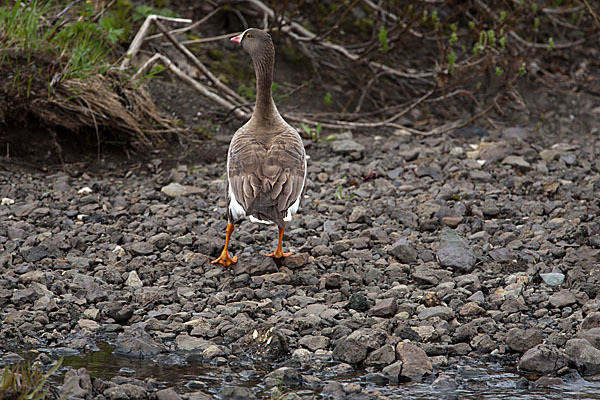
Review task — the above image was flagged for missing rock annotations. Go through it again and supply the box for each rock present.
[396,342,432,381]
[149,232,171,249]
[482,199,500,217]
[263,367,303,389]
[282,253,308,269]
[331,139,365,154]
[418,306,454,321]
[114,325,164,358]
[368,298,398,317]
[77,319,99,331]
[321,382,345,398]
[459,302,485,317]
[387,238,417,264]
[549,289,577,308]
[365,344,396,367]
[175,334,212,353]
[519,344,569,374]
[220,385,257,400]
[129,241,153,255]
[506,328,543,353]
[298,335,330,351]
[502,155,531,170]
[431,374,457,391]
[579,328,600,350]
[441,216,462,228]
[416,164,443,180]
[203,345,226,360]
[348,206,367,223]
[161,182,201,197]
[237,325,289,361]
[565,339,600,375]
[540,149,560,161]
[540,273,565,287]
[382,361,403,382]
[347,293,370,311]
[478,143,512,162]
[436,228,476,271]
[60,368,92,399]
[582,312,600,330]
[125,271,143,288]
[332,337,368,364]
[104,384,147,400]
[325,273,343,289]
[156,388,182,400]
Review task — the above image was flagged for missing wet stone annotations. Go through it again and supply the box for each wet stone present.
[565,339,600,375]
[396,342,433,381]
[519,344,569,374]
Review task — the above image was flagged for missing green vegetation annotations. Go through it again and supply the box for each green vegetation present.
[0,358,62,400]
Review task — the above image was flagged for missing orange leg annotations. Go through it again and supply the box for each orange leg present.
[267,226,293,259]
[211,223,238,267]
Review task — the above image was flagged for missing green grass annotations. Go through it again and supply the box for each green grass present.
[0,358,62,400]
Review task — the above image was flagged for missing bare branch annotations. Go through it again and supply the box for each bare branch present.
[120,15,192,70]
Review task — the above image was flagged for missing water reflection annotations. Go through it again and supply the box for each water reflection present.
[46,343,600,399]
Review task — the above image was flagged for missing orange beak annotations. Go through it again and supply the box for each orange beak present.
[230,33,243,44]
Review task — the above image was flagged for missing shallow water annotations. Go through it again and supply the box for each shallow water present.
[35,343,600,399]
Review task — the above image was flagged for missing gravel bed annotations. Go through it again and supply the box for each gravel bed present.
[1,129,600,399]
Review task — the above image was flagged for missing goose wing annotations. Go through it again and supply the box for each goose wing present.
[228,125,306,226]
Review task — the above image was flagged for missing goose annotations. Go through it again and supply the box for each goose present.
[211,28,307,267]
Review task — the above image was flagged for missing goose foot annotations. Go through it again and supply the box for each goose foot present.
[210,252,238,267]
[266,250,293,259]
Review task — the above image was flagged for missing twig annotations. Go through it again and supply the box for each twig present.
[153,20,251,113]
[247,0,434,83]
[144,6,223,41]
[580,0,600,29]
[120,15,192,70]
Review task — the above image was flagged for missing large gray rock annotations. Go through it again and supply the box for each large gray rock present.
[565,338,600,375]
[436,228,476,271]
[506,328,543,353]
[114,325,164,358]
[518,344,569,374]
[332,337,368,364]
[582,312,600,330]
[396,342,432,381]
[579,328,600,350]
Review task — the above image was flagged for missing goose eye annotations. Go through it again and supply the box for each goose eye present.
[246,33,252,38]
